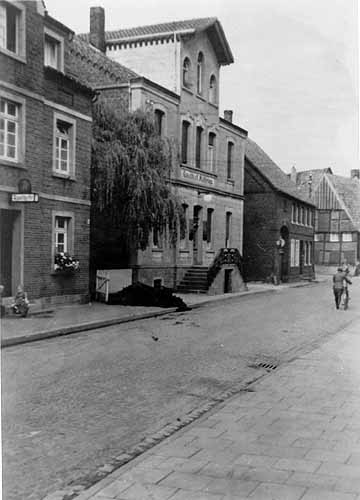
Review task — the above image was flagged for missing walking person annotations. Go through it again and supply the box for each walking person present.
[332,267,352,310]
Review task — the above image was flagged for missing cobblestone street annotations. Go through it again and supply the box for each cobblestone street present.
[2,278,360,500]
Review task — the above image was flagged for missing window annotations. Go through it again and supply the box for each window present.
[195,126,203,169]
[330,233,339,242]
[53,212,74,269]
[55,216,69,253]
[209,75,217,104]
[0,2,24,57]
[306,208,310,226]
[208,132,216,172]
[225,212,232,248]
[203,208,213,245]
[154,109,165,136]
[297,205,301,224]
[291,203,295,222]
[227,141,234,179]
[44,29,64,71]
[182,57,191,88]
[181,120,190,164]
[180,204,188,250]
[290,239,300,267]
[53,114,76,176]
[314,233,320,242]
[305,241,312,265]
[152,226,162,249]
[342,233,352,242]
[301,207,305,225]
[197,52,203,94]
[0,96,20,161]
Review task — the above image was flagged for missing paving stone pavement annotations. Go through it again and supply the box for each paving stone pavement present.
[72,317,360,500]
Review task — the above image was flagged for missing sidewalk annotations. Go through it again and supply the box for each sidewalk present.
[70,316,360,500]
[0,279,323,348]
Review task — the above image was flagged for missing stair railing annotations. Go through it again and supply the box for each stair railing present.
[207,248,244,287]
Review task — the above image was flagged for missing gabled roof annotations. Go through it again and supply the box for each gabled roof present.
[79,17,234,65]
[294,168,332,194]
[245,138,314,205]
[327,174,360,230]
[67,37,139,88]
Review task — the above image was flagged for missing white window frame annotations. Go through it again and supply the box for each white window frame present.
[0,90,25,164]
[44,27,64,72]
[330,233,339,242]
[0,1,26,61]
[342,232,352,242]
[290,239,300,267]
[52,211,74,270]
[53,112,76,178]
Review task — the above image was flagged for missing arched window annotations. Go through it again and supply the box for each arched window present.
[208,132,216,172]
[181,120,190,164]
[182,57,191,88]
[209,75,217,103]
[197,52,204,94]
[227,141,234,179]
[196,126,203,169]
[154,109,165,136]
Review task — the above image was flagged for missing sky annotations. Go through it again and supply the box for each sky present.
[44,0,359,177]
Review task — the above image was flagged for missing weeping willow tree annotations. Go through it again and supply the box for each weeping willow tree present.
[91,99,184,268]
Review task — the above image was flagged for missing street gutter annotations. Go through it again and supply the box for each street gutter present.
[1,282,319,348]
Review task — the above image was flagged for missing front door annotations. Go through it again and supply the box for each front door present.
[0,210,16,296]
[192,206,202,265]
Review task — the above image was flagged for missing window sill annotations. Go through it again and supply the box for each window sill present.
[151,248,163,253]
[51,270,77,277]
[44,63,64,74]
[182,86,193,95]
[196,94,206,102]
[0,159,26,169]
[179,248,190,253]
[52,172,76,182]
[0,47,26,63]
[226,179,235,185]
[206,249,215,253]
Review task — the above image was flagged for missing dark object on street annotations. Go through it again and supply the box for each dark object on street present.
[151,335,159,341]
[11,285,30,318]
[108,282,189,311]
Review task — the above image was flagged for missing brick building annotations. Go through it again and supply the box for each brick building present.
[73,9,248,294]
[243,139,315,282]
[0,1,93,305]
[293,167,360,266]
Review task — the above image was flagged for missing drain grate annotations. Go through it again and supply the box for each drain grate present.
[257,362,278,371]
[249,361,278,372]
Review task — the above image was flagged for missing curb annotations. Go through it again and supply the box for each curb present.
[1,282,319,348]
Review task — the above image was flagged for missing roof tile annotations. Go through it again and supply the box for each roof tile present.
[245,138,314,205]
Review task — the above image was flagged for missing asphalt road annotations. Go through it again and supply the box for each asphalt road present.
[2,279,360,500]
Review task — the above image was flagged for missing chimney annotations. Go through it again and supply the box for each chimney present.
[290,165,297,184]
[350,169,360,180]
[90,6,105,53]
[224,110,233,123]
